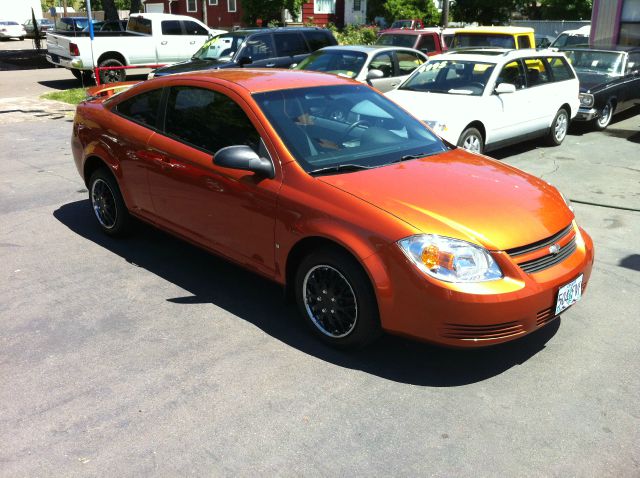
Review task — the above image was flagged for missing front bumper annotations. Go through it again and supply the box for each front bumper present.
[575,107,598,122]
[368,226,595,347]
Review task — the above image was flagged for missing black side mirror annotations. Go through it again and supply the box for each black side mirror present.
[213,145,274,179]
[238,55,252,66]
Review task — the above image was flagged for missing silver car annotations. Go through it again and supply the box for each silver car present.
[294,45,427,92]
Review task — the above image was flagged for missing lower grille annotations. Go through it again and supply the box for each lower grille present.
[536,307,557,327]
[442,321,525,340]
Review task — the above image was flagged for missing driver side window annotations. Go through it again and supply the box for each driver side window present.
[369,52,394,77]
[497,60,526,89]
[242,34,274,61]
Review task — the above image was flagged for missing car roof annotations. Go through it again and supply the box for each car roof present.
[231,27,330,34]
[379,28,437,35]
[456,26,534,34]
[560,46,640,53]
[438,47,565,62]
[153,68,356,93]
[319,45,421,53]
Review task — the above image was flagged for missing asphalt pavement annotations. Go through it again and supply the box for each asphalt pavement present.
[1,42,639,476]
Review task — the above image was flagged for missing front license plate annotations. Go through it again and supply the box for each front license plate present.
[555,274,583,315]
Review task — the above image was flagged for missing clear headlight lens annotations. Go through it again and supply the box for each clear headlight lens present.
[398,235,503,283]
[425,120,448,133]
[579,93,594,107]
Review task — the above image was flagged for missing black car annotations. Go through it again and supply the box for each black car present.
[562,47,640,130]
[149,27,337,78]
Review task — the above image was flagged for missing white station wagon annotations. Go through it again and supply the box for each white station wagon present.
[386,49,580,154]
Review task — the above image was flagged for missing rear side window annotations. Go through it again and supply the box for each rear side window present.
[127,16,152,34]
[274,32,309,56]
[546,56,575,81]
[164,86,260,153]
[396,51,425,75]
[243,34,275,61]
[161,20,182,35]
[183,20,208,35]
[115,88,164,128]
[417,35,436,53]
[303,30,336,51]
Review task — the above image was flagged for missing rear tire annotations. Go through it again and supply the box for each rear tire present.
[294,247,381,349]
[546,108,569,146]
[593,100,613,131]
[98,58,126,83]
[88,168,130,236]
[457,127,484,154]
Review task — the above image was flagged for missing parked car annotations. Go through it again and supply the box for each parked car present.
[0,21,26,40]
[74,69,594,349]
[550,25,590,49]
[561,47,640,130]
[149,27,337,78]
[535,34,555,48]
[386,49,580,154]
[388,19,424,30]
[376,28,446,56]
[46,13,225,83]
[23,18,54,38]
[452,26,535,50]
[53,16,98,32]
[294,45,427,93]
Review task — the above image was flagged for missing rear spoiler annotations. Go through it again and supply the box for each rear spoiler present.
[86,81,139,100]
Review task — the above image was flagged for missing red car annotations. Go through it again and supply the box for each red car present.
[72,70,594,348]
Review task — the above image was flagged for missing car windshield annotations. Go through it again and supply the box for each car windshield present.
[376,34,415,48]
[253,85,447,174]
[399,59,495,96]
[391,20,413,29]
[453,33,516,49]
[193,34,246,61]
[295,50,367,79]
[550,33,589,48]
[563,50,624,76]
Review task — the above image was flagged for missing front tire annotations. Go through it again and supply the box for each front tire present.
[593,100,613,131]
[88,168,130,236]
[98,58,126,83]
[546,108,569,146]
[295,248,381,349]
[457,127,484,154]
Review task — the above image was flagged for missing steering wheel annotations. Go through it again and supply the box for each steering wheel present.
[339,120,370,143]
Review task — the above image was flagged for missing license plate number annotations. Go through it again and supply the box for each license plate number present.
[555,274,583,315]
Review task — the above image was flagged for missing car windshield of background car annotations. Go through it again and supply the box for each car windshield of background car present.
[391,20,413,29]
[564,50,624,76]
[399,60,495,96]
[376,34,415,48]
[253,84,447,174]
[453,34,516,49]
[193,34,246,61]
[296,50,367,78]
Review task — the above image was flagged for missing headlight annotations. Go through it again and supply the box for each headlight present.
[579,93,594,107]
[398,235,503,283]
[558,190,574,212]
[425,120,448,133]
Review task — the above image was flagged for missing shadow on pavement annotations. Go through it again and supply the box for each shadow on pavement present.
[0,47,52,70]
[54,199,560,387]
[619,254,640,272]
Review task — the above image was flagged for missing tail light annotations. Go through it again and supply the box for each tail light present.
[69,42,80,56]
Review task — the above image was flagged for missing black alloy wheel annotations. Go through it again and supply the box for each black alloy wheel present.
[89,168,130,236]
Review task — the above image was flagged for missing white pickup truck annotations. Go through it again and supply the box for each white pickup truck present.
[46,13,224,83]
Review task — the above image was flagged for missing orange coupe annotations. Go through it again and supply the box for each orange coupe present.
[72,70,594,348]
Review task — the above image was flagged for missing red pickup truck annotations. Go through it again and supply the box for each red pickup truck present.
[375,28,446,56]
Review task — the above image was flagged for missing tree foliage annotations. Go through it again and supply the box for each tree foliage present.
[452,0,515,25]
[453,0,593,23]
[241,0,283,25]
[384,0,440,26]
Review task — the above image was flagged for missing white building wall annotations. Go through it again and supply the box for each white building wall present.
[344,0,366,25]
[0,0,43,22]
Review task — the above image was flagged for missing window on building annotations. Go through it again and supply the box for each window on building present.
[208,0,218,4]
[353,0,361,11]
[187,0,197,12]
[228,0,237,12]
[620,0,640,46]
[314,0,336,14]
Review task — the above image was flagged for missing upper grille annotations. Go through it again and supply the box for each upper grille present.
[442,321,525,340]
[517,238,577,274]
[505,224,577,274]
[506,224,573,257]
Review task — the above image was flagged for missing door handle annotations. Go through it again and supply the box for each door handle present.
[161,40,168,45]
[190,40,196,44]
[391,83,399,87]
[137,150,174,167]
[265,63,276,67]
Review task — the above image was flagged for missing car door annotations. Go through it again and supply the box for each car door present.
[367,51,399,92]
[157,19,185,63]
[486,59,535,143]
[181,20,210,56]
[273,32,310,68]
[144,83,281,277]
[619,52,640,111]
[522,57,557,130]
[238,34,277,68]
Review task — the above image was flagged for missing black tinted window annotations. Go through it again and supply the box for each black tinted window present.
[546,56,575,81]
[274,32,309,56]
[183,20,208,35]
[417,35,436,53]
[116,88,163,127]
[303,30,335,51]
[243,34,275,61]
[517,35,531,48]
[161,20,182,35]
[165,87,259,153]
[128,16,152,34]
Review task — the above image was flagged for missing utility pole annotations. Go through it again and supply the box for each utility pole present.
[441,0,449,28]
[202,0,208,25]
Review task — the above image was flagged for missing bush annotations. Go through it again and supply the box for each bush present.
[334,24,380,45]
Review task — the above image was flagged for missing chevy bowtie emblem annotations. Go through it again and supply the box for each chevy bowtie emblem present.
[549,244,561,255]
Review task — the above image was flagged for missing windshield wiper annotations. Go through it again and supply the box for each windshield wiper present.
[389,152,434,163]
[308,164,372,176]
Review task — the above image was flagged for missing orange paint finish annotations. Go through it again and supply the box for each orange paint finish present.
[72,70,595,347]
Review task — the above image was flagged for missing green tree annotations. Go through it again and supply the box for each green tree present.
[452,0,515,25]
[384,0,440,26]
[241,0,284,25]
[539,0,592,20]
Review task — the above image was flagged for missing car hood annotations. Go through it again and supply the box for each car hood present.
[386,88,483,122]
[154,58,234,76]
[575,71,617,92]
[317,149,573,251]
